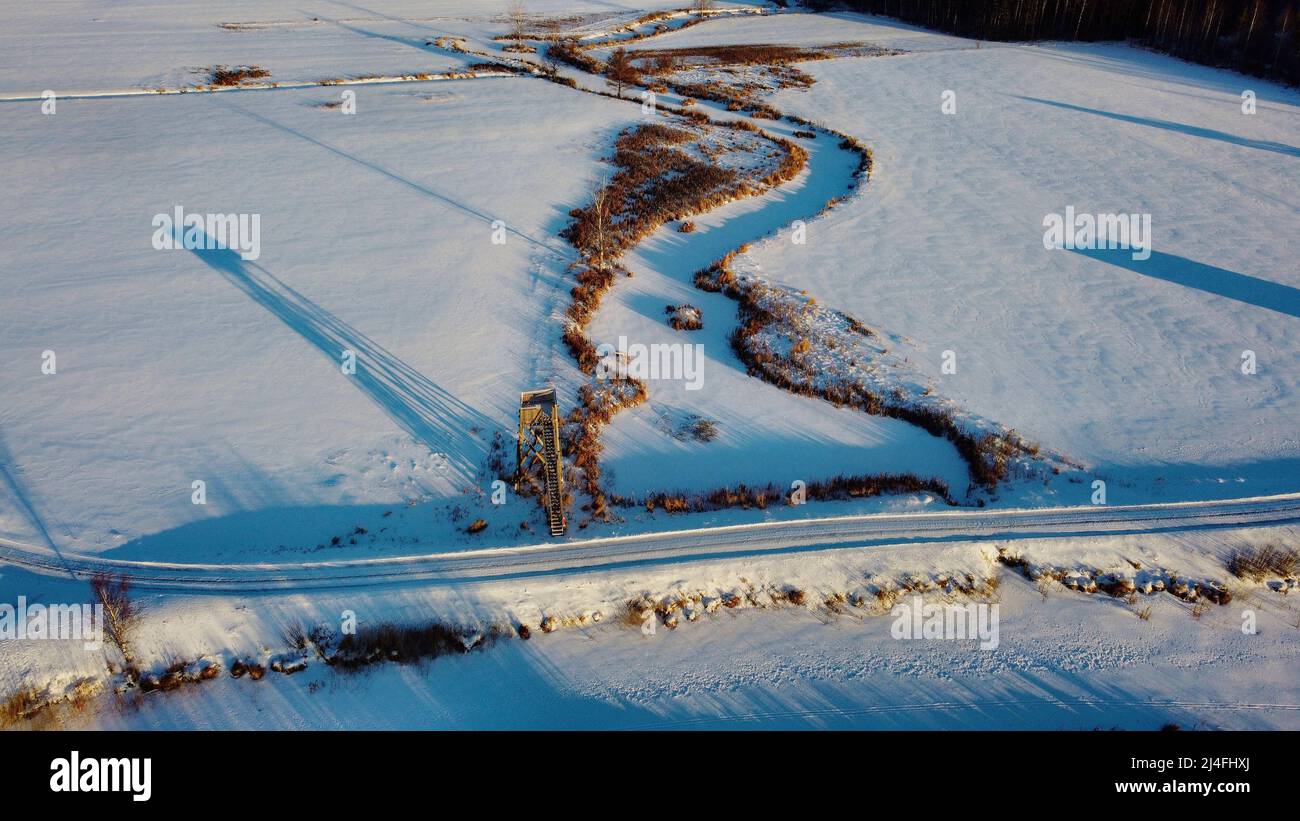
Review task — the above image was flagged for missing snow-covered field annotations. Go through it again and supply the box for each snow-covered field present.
[755,38,1300,505]
[1,74,614,551]
[1,1,1298,729]
[0,0,707,95]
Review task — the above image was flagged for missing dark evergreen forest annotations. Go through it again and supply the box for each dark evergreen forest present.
[809,1,1300,84]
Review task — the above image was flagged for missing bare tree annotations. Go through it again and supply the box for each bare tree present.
[691,0,716,16]
[588,175,612,270]
[507,0,528,44]
[91,572,138,666]
[604,47,638,98]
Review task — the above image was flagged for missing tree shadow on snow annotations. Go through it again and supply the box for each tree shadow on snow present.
[191,245,493,476]
[206,95,565,257]
[1014,95,1300,158]
[1071,246,1300,320]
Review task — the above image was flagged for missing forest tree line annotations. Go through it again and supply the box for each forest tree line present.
[808,0,1300,84]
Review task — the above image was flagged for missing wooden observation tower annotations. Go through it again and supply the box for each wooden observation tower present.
[518,387,566,536]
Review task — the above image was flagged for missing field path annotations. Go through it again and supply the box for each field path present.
[3,492,1297,591]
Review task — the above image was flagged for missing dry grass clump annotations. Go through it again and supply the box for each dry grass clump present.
[561,123,739,260]
[466,61,518,73]
[489,11,597,42]
[1,688,49,728]
[270,655,309,674]
[0,677,101,729]
[564,379,649,520]
[556,10,701,50]
[619,596,658,628]
[688,417,718,442]
[545,73,580,89]
[561,120,761,377]
[137,657,221,693]
[564,117,806,262]
[548,40,602,73]
[565,263,623,332]
[640,472,950,513]
[665,302,703,330]
[1226,545,1299,581]
[630,43,843,67]
[838,134,874,181]
[208,64,270,86]
[695,257,1028,490]
[555,119,804,521]
[997,549,1233,605]
[326,621,502,670]
[229,659,266,679]
[667,76,786,116]
[626,43,895,117]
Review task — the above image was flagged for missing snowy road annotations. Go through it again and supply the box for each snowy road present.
[2,493,1296,592]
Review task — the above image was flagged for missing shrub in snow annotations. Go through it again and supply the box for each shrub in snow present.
[207,65,270,87]
[0,677,101,730]
[457,631,485,651]
[1096,574,1136,597]
[620,597,656,627]
[270,655,309,675]
[665,303,703,331]
[137,657,222,693]
[1226,545,1298,581]
[1,689,49,727]
[228,660,267,681]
